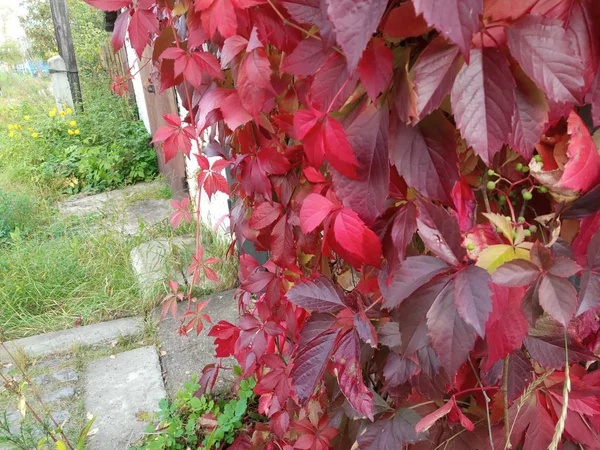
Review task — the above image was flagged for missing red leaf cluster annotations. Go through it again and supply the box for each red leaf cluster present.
[89,0,600,447]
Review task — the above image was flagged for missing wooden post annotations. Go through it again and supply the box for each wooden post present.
[49,0,82,108]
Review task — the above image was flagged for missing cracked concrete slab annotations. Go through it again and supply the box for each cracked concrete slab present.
[156,289,239,398]
[85,346,166,450]
[0,317,144,363]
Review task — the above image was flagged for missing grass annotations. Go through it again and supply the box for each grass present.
[0,73,52,110]
[0,225,145,339]
[0,187,238,340]
[0,72,237,341]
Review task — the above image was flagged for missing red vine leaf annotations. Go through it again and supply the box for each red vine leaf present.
[427,281,478,376]
[452,265,492,338]
[291,329,340,405]
[286,276,346,313]
[507,15,587,104]
[412,0,483,62]
[356,408,423,449]
[450,47,516,165]
[332,103,389,225]
[326,0,387,71]
[358,38,394,102]
[560,110,600,193]
[390,110,459,205]
[237,48,276,120]
[411,36,463,120]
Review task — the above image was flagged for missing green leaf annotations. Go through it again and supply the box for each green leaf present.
[77,416,96,450]
[476,244,530,273]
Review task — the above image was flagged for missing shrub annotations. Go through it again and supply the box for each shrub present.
[0,85,157,195]
[87,1,600,449]
[136,375,259,450]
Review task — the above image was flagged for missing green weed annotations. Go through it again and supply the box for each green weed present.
[134,375,260,450]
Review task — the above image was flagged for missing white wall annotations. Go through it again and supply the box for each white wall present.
[175,91,231,233]
[124,38,151,134]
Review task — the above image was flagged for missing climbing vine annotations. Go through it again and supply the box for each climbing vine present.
[87,0,600,448]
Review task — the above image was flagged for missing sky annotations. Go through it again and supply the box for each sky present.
[0,0,26,43]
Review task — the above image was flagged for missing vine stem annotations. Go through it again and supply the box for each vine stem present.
[502,357,511,449]
[468,356,494,450]
[265,0,322,42]
[549,330,570,450]
[168,13,206,308]
[326,77,352,114]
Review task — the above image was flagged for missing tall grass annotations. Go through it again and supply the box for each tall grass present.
[0,225,146,339]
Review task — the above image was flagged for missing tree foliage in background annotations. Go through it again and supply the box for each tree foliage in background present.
[86,0,600,448]
[20,0,106,74]
[0,39,24,66]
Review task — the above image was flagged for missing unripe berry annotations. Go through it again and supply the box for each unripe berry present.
[486,181,496,190]
[538,186,548,193]
[524,230,531,237]
[522,190,533,200]
[518,216,525,223]
[467,243,475,251]
[529,225,537,233]
[534,154,542,162]
[498,195,506,204]
[516,163,523,171]
[487,169,496,176]
[522,166,530,173]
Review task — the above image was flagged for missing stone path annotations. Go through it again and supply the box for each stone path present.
[1,182,240,448]
[157,290,238,398]
[1,354,82,449]
[0,290,239,450]
[58,181,172,235]
[130,237,195,297]
[85,347,166,450]
[0,318,143,364]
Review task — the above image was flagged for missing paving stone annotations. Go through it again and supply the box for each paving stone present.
[52,369,78,383]
[85,346,166,450]
[58,181,168,217]
[130,237,194,296]
[5,410,22,435]
[51,410,71,425]
[42,386,76,403]
[0,317,144,363]
[120,199,172,235]
[33,374,50,385]
[157,290,239,398]
[33,358,62,370]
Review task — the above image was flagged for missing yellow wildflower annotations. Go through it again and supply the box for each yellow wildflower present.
[28,127,33,132]
[9,131,15,138]
[68,129,74,135]
[60,111,66,117]
[66,108,73,114]
[8,124,14,130]
[49,111,56,118]
[69,120,77,127]
[31,132,39,138]
[24,115,30,121]
[74,129,80,135]
[15,124,22,130]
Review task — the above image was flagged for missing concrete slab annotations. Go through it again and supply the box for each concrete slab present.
[85,346,166,450]
[58,181,168,217]
[156,290,239,398]
[0,317,144,363]
[120,199,172,235]
[130,237,195,296]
